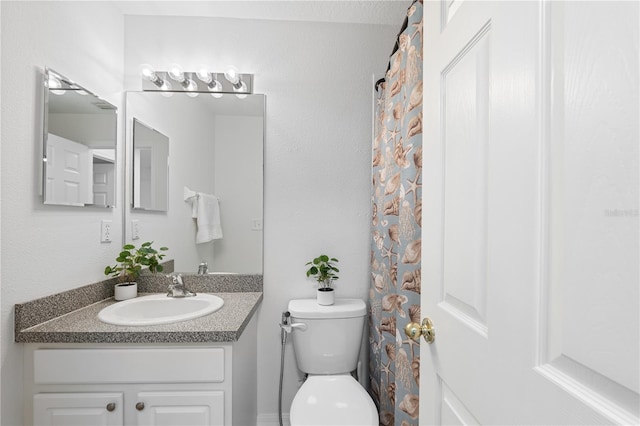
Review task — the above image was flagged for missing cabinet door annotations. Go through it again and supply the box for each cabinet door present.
[135,391,225,426]
[33,392,123,426]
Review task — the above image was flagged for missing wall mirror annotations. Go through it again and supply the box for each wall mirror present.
[132,119,169,211]
[125,91,264,274]
[42,68,117,207]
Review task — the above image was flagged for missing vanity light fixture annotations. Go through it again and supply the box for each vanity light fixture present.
[140,64,253,97]
[140,64,172,91]
[224,66,249,99]
[196,68,224,98]
[223,66,242,88]
[167,63,199,97]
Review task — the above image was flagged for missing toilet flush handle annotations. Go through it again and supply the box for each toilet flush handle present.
[281,322,307,333]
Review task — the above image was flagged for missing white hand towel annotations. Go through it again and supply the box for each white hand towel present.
[196,193,223,244]
[183,187,199,218]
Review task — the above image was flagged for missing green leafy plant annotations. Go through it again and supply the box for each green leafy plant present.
[104,241,168,283]
[305,254,339,289]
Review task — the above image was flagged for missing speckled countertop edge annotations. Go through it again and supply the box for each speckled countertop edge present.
[15,271,263,344]
[16,292,262,344]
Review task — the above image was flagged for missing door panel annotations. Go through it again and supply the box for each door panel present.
[33,392,123,426]
[420,1,638,424]
[535,2,639,422]
[136,391,224,426]
[441,21,491,337]
[45,133,92,206]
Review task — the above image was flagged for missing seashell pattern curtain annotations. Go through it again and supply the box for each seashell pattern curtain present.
[369,1,423,425]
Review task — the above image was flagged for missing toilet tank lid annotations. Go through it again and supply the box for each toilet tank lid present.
[288,298,366,319]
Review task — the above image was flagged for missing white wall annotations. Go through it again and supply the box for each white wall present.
[123,15,397,422]
[0,2,124,424]
[213,114,263,273]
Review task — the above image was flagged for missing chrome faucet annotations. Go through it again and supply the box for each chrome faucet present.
[167,274,196,298]
[197,262,208,275]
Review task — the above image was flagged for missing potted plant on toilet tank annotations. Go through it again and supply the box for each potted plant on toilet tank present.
[305,254,339,305]
[104,241,168,300]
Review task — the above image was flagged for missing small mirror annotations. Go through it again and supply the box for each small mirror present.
[132,119,169,211]
[42,68,117,207]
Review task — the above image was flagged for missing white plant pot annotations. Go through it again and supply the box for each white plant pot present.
[317,288,335,306]
[114,282,137,301]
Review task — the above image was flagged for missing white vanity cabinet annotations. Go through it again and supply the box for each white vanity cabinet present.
[33,389,225,426]
[24,318,257,426]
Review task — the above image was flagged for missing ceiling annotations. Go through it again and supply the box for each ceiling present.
[113,0,411,27]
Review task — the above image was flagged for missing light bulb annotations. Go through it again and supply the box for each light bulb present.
[139,64,156,81]
[196,68,212,84]
[185,79,197,91]
[48,75,65,95]
[207,79,222,92]
[185,79,198,97]
[211,92,224,99]
[160,80,172,91]
[168,64,185,82]
[140,64,167,88]
[234,80,248,99]
[224,66,240,85]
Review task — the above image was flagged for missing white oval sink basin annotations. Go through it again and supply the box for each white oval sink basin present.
[98,293,224,326]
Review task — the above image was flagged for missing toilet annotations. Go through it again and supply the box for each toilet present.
[288,298,378,426]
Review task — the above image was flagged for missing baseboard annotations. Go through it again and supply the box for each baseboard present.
[257,412,290,426]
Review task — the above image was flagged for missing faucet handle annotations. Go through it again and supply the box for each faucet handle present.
[168,273,184,286]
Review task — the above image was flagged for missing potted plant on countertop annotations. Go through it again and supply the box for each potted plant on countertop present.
[104,241,168,300]
[305,254,339,306]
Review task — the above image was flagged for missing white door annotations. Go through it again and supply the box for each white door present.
[420,1,638,425]
[33,392,123,426]
[45,133,92,206]
[135,391,224,426]
[93,162,115,207]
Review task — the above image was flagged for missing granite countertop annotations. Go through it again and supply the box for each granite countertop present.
[15,271,263,344]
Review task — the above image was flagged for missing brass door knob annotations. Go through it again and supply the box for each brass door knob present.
[404,317,435,343]
[136,402,145,411]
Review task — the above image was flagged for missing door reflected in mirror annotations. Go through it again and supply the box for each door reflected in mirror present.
[42,68,117,207]
[132,119,169,212]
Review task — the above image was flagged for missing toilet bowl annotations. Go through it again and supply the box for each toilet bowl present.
[290,374,378,426]
[287,298,379,426]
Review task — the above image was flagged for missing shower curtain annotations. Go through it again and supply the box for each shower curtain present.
[369,1,423,425]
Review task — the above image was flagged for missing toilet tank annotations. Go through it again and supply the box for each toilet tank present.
[287,298,366,375]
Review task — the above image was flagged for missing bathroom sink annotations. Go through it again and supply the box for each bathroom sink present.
[98,293,224,326]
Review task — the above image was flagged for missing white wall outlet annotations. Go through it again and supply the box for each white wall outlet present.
[100,220,112,243]
[131,219,140,240]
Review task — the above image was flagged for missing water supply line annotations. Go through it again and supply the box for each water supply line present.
[278,312,309,426]
[278,311,291,426]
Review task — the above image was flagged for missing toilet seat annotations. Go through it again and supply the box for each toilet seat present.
[289,374,378,426]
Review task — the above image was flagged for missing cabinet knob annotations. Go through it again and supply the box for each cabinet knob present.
[136,402,145,411]
[106,403,116,412]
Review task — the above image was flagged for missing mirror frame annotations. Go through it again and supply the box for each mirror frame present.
[42,67,118,208]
